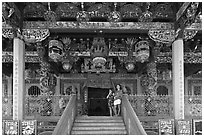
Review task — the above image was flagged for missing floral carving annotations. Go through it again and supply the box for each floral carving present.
[22,29,50,43]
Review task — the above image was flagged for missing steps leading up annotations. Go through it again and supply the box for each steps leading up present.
[71,116,127,135]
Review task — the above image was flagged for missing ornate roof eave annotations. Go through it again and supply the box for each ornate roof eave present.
[2,51,202,64]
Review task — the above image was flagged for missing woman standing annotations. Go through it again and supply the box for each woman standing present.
[106,89,114,116]
[113,84,123,116]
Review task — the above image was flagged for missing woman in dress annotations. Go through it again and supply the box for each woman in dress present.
[113,84,123,116]
[106,89,114,116]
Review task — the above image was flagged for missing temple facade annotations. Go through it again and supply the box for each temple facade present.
[2,2,202,135]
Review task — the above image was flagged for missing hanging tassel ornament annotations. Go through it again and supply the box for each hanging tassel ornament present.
[76,2,89,22]
[108,2,121,22]
[139,2,153,22]
[44,2,59,22]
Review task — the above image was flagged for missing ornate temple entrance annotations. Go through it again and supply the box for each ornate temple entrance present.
[88,87,109,116]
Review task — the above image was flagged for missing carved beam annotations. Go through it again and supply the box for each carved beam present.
[2,51,202,64]
[22,21,175,30]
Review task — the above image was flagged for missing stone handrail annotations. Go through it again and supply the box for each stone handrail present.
[121,94,147,135]
[52,95,77,135]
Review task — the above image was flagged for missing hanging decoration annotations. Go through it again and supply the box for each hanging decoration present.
[135,40,150,63]
[148,29,175,44]
[44,2,59,22]
[23,3,47,19]
[108,3,121,22]
[87,3,111,19]
[55,3,79,19]
[22,29,50,43]
[153,3,174,21]
[76,2,89,22]
[120,3,142,19]
[48,39,64,62]
[139,2,153,22]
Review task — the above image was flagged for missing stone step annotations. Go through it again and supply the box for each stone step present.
[76,116,123,120]
[73,122,124,127]
[72,126,126,131]
[75,119,123,123]
[71,130,127,135]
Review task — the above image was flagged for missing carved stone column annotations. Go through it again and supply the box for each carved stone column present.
[13,37,25,120]
[172,38,185,119]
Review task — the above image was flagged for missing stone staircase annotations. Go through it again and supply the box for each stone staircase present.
[71,116,127,135]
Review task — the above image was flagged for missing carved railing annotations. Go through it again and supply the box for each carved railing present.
[122,94,147,135]
[52,95,77,135]
[128,95,202,119]
[24,95,71,118]
[184,95,202,118]
[128,95,173,117]
[2,95,13,118]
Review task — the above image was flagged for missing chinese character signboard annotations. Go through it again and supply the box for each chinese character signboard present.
[159,119,175,135]
[21,120,37,135]
[193,119,202,135]
[176,119,192,135]
[3,120,19,135]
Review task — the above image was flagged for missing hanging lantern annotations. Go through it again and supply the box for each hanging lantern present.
[125,62,135,71]
[48,40,64,62]
[62,61,72,71]
[135,40,150,63]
